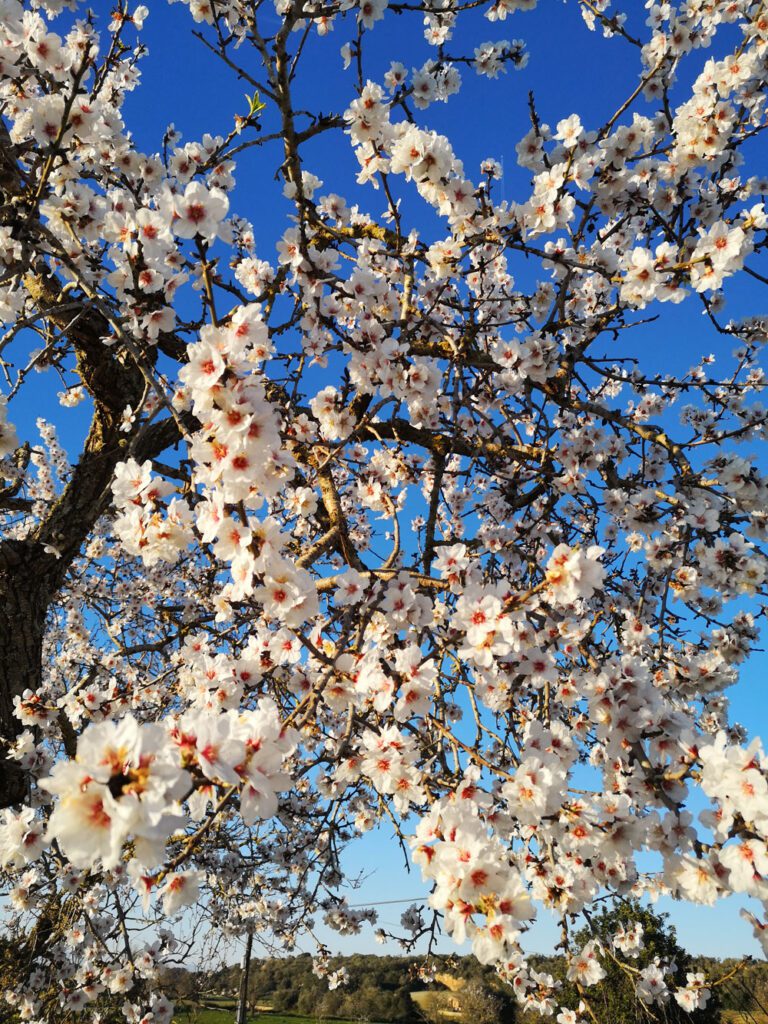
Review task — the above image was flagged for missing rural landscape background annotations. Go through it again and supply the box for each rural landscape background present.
[31,903,764,1024]
[164,950,768,1024]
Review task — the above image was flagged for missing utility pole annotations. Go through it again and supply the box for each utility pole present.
[235,931,254,1024]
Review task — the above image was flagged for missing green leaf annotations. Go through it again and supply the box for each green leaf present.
[244,92,266,118]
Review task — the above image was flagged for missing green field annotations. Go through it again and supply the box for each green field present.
[176,997,768,1024]
[174,1001,768,1024]
[174,1012,244,1024]
[174,1008,376,1024]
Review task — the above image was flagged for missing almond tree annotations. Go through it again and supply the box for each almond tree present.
[1,1,768,1021]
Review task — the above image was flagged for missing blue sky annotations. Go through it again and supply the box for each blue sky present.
[132,2,767,961]
[17,1,768,962]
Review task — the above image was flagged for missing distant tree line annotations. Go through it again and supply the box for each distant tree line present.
[155,903,768,1024]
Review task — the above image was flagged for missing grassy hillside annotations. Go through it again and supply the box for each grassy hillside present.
[164,949,768,1024]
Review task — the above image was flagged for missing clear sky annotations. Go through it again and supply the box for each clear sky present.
[18,0,768,963]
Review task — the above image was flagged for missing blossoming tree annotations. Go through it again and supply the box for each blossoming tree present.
[1,0,768,1020]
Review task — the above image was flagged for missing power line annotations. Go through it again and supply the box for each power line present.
[348,892,430,909]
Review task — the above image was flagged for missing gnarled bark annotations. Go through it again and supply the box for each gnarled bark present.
[0,122,180,807]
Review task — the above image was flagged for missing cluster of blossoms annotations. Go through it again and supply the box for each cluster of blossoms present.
[1,0,768,1022]
[3,701,295,888]
[312,953,350,990]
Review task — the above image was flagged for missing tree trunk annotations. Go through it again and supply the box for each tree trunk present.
[0,121,186,810]
[0,542,52,805]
